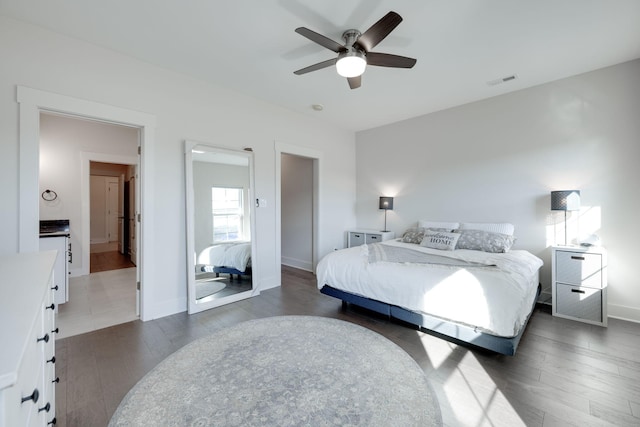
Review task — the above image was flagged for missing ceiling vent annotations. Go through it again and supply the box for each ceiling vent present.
[486,74,517,86]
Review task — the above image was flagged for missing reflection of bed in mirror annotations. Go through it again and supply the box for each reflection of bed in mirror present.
[197,242,252,280]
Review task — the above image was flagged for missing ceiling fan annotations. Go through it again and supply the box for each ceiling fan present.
[293,11,417,89]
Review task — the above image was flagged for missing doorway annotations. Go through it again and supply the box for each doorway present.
[89,161,137,273]
[18,86,156,322]
[275,142,321,286]
[39,113,140,337]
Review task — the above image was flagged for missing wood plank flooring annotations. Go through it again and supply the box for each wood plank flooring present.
[90,250,135,273]
[54,266,640,427]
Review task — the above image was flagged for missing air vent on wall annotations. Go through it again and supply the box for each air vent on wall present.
[486,74,518,86]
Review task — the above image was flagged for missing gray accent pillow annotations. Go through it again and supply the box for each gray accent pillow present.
[401,227,426,244]
[420,230,461,251]
[402,227,453,244]
[455,229,515,253]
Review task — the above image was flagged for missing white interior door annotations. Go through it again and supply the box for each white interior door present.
[107,178,119,242]
[129,175,137,265]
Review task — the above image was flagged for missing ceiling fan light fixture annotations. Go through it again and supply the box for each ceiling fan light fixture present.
[336,51,366,78]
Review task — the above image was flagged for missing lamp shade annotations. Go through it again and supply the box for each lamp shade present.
[379,197,394,210]
[551,190,580,211]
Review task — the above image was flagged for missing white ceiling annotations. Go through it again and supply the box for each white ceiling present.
[2,0,640,132]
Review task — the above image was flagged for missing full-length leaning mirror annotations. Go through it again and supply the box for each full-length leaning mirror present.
[185,141,258,314]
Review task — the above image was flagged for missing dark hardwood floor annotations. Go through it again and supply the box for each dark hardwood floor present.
[90,251,135,273]
[55,266,640,426]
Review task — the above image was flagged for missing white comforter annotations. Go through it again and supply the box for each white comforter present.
[197,242,251,273]
[316,240,543,337]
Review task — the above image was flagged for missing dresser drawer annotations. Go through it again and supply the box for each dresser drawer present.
[555,250,603,288]
[556,283,602,323]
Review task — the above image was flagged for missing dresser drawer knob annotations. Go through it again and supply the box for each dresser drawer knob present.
[37,333,50,343]
[52,327,59,334]
[47,356,56,364]
[571,289,586,294]
[21,388,39,404]
[52,377,60,384]
[51,285,58,291]
[48,417,57,425]
[570,256,585,261]
[38,402,51,413]
[46,303,55,310]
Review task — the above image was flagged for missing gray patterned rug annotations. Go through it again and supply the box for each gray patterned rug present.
[109,316,442,427]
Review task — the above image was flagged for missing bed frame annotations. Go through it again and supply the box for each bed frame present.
[320,284,541,356]
[200,266,252,281]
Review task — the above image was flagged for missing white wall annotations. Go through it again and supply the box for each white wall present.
[40,113,138,274]
[281,153,313,271]
[356,59,640,322]
[0,16,356,319]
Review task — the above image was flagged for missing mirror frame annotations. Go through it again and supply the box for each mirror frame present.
[184,140,259,314]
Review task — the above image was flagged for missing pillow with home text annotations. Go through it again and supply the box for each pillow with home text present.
[420,230,460,251]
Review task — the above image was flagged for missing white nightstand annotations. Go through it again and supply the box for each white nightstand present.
[551,245,607,327]
[347,229,395,248]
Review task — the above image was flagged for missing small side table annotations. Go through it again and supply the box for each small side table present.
[551,245,607,327]
[347,229,395,248]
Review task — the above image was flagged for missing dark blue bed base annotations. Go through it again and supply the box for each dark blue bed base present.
[201,266,251,280]
[320,284,541,356]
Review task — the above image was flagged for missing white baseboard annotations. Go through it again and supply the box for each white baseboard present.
[90,238,108,244]
[281,256,313,272]
[608,303,640,323]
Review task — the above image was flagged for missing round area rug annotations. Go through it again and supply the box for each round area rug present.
[109,316,442,427]
[195,280,226,300]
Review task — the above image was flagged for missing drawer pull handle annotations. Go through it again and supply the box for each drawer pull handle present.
[21,388,39,404]
[46,303,55,310]
[571,289,586,294]
[47,356,56,364]
[38,402,51,413]
[48,417,57,425]
[571,256,585,261]
[52,327,59,334]
[52,377,60,384]
[51,285,58,291]
[37,333,50,344]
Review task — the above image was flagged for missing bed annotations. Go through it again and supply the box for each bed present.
[197,241,252,280]
[316,221,543,355]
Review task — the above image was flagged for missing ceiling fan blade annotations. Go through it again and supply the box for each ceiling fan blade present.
[347,75,361,89]
[366,52,416,68]
[356,11,402,52]
[295,27,346,53]
[294,58,337,75]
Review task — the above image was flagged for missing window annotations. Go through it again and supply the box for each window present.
[212,187,243,242]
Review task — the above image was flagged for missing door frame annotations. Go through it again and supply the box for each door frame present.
[17,86,156,321]
[84,156,138,275]
[274,142,321,286]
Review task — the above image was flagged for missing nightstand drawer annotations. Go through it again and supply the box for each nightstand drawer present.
[365,234,382,244]
[556,250,603,288]
[349,232,365,246]
[556,283,602,323]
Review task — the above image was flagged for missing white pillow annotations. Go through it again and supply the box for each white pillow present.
[417,220,459,231]
[420,230,460,251]
[459,222,515,236]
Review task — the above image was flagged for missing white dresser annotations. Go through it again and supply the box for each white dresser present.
[0,252,58,426]
[551,245,607,326]
[347,229,395,248]
[39,236,70,305]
